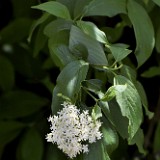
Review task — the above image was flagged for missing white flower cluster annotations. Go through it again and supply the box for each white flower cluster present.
[46,102,102,159]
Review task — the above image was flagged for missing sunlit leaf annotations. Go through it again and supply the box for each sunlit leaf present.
[77,21,108,44]
[102,85,127,101]
[32,1,71,20]
[83,0,127,17]
[108,44,132,62]
[114,75,143,141]
[91,105,102,121]
[69,25,108,66]
[152,0,160,6]
[44,19,72,38]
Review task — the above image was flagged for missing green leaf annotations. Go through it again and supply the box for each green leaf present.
[73,0,91,19]
[51,60,89,113]
[135,81,154,119]
[0,18,33,43]
[156,24,160,53]
[127,0,155,67]
[152,0,160,6]
[141,66,160,78]
[129,128,146,154]
[44,19,72,38]
[108,100,129,139]
[82,79,103,94]
[154,121,160,152]
[0,91,48,119]
[102,116,119,155]
[114,75,143,141]
[12,0,37,18]
[0,121,25,146]
[33,24,47,57]
[0,55,15,91]
[83,0,127,17]
[69,25,108,66]
[48,30,76,68]
[120,65,137,82]
[32,1,71,20]
[108,45,132,62]
[17,128,43,160]
[8,45,46,79]
[83,140,110,160]
[77,21,108,44]
[45,144,66,160]
[57,0,77,18]
[28,13,49,42]
[101,22,125,43]
[102,85,127,101]
[91,105,102,121]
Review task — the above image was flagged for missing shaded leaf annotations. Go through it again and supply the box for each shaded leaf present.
[0,18,33,43]
[0,121,25,146]
[135,81,154,119]
[28,13,49,42]
[69,25,108,66]
[32,1,71,20]
[129,128,146,154]
[153,121,160,152]
[102,116,119,155]
[51,60,89,113]
[33,24,47,57]
[141,66,160,78]
[0,55,15,91]
[0,91,48,119]
[77,21,108,44]
[114,75,143,141]
[127,0,155,67]
[17,128,43,160]
[83,139,110,160]
[82,79,103,94]
[48,30,76,68]
[108,100,129,139]
[45,144,66,160]
[156,24,160,53]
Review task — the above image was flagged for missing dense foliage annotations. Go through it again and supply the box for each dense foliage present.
[0,0,160,160]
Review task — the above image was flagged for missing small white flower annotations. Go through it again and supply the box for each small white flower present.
[46,101,102,159]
